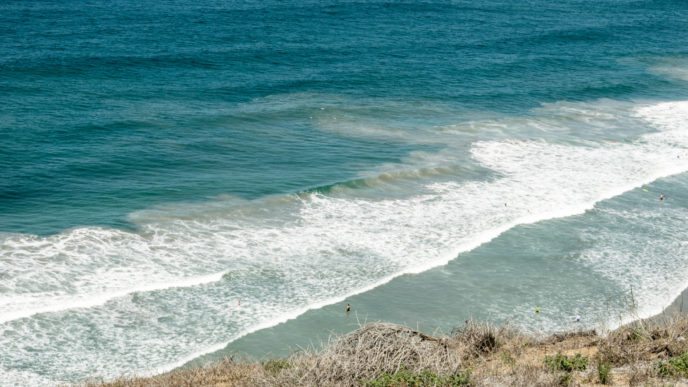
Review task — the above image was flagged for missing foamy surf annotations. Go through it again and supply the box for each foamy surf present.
[2,99,688,385]
[0,271,225,324]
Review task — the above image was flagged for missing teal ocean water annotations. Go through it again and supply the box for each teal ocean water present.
[2,0,688,384]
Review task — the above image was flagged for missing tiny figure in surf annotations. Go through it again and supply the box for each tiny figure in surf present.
[575,315,581,322]
[536,307,540,314]
[660,193,665,201]
[346,303,351,313]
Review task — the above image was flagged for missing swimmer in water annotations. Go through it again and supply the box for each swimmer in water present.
[660,193,665,201]
[346,303,350,313]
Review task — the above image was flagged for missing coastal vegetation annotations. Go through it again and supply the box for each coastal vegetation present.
[81,314,688,386]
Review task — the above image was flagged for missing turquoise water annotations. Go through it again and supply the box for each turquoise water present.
[2,0,688,384]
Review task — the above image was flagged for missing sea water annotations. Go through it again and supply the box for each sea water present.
[2,0,688,384]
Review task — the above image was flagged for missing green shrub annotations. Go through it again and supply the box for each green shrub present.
[263,359,291,375]
[630,327,645,342]
[544,353,588,372]
[597,360,611,384]
[657,361,672,377]
[657,352,688,378]
[362,367,471,386]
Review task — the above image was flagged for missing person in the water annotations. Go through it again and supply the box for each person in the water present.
[346,303,350,313]
[660,193,665,201]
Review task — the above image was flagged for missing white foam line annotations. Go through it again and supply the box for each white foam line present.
[610,275,688,331]
[8,100,688,384]
[137,272,411,377]
[135,166,688,379]
[0,365,61,387]
[0,271,226,325]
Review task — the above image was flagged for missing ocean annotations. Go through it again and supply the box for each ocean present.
[2,0,688,384]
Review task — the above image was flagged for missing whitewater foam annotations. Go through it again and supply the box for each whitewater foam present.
[2,99,688,385]
[0,271,225,324]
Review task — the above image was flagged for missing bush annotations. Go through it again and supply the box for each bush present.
[362,367,471,387]
[657,352,688,378]
[544,353,588,372]
[597,360,611,384]
[263,359,291,375]
[452,321,499,357]
[630,327,645,342]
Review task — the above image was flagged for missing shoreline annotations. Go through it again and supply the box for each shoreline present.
[84,298,688,387]
[647,286,688,324]
[146,285,688,380]
[119,285,688,383]
[69,280,688,386]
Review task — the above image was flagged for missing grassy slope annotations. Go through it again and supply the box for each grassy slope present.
[78,315,688,386]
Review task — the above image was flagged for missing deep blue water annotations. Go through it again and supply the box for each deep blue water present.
[2,0,688,384]
[3,0,687,235]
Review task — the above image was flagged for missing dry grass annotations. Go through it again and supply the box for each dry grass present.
[263,322,464,386]
[77,315,688,387]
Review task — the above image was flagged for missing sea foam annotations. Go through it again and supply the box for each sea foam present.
[2,99,688,385]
